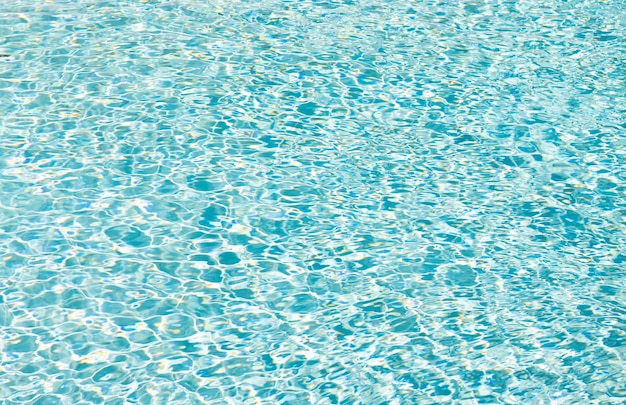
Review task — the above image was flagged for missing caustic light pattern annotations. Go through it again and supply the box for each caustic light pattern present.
[0,0,625,404]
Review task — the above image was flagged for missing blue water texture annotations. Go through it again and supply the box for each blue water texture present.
[0,0,625,404]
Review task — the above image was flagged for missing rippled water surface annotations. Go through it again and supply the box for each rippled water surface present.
[1,1,625,404]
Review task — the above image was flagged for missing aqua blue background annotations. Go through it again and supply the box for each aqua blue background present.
[0,1,625,403]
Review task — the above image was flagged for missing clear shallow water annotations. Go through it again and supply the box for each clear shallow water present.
[0,0,625,403]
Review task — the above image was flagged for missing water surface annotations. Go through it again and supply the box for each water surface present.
[1,1,625,403]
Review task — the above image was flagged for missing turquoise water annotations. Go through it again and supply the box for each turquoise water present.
[1,0,625,403]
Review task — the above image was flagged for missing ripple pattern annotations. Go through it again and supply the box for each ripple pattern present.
[1,1,625,404]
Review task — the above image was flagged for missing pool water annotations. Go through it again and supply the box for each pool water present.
[1,1,625,404]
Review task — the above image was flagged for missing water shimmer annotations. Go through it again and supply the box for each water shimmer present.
[1,1,625,404]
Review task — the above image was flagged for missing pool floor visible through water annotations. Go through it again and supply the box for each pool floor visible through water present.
[0,1,625,404]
